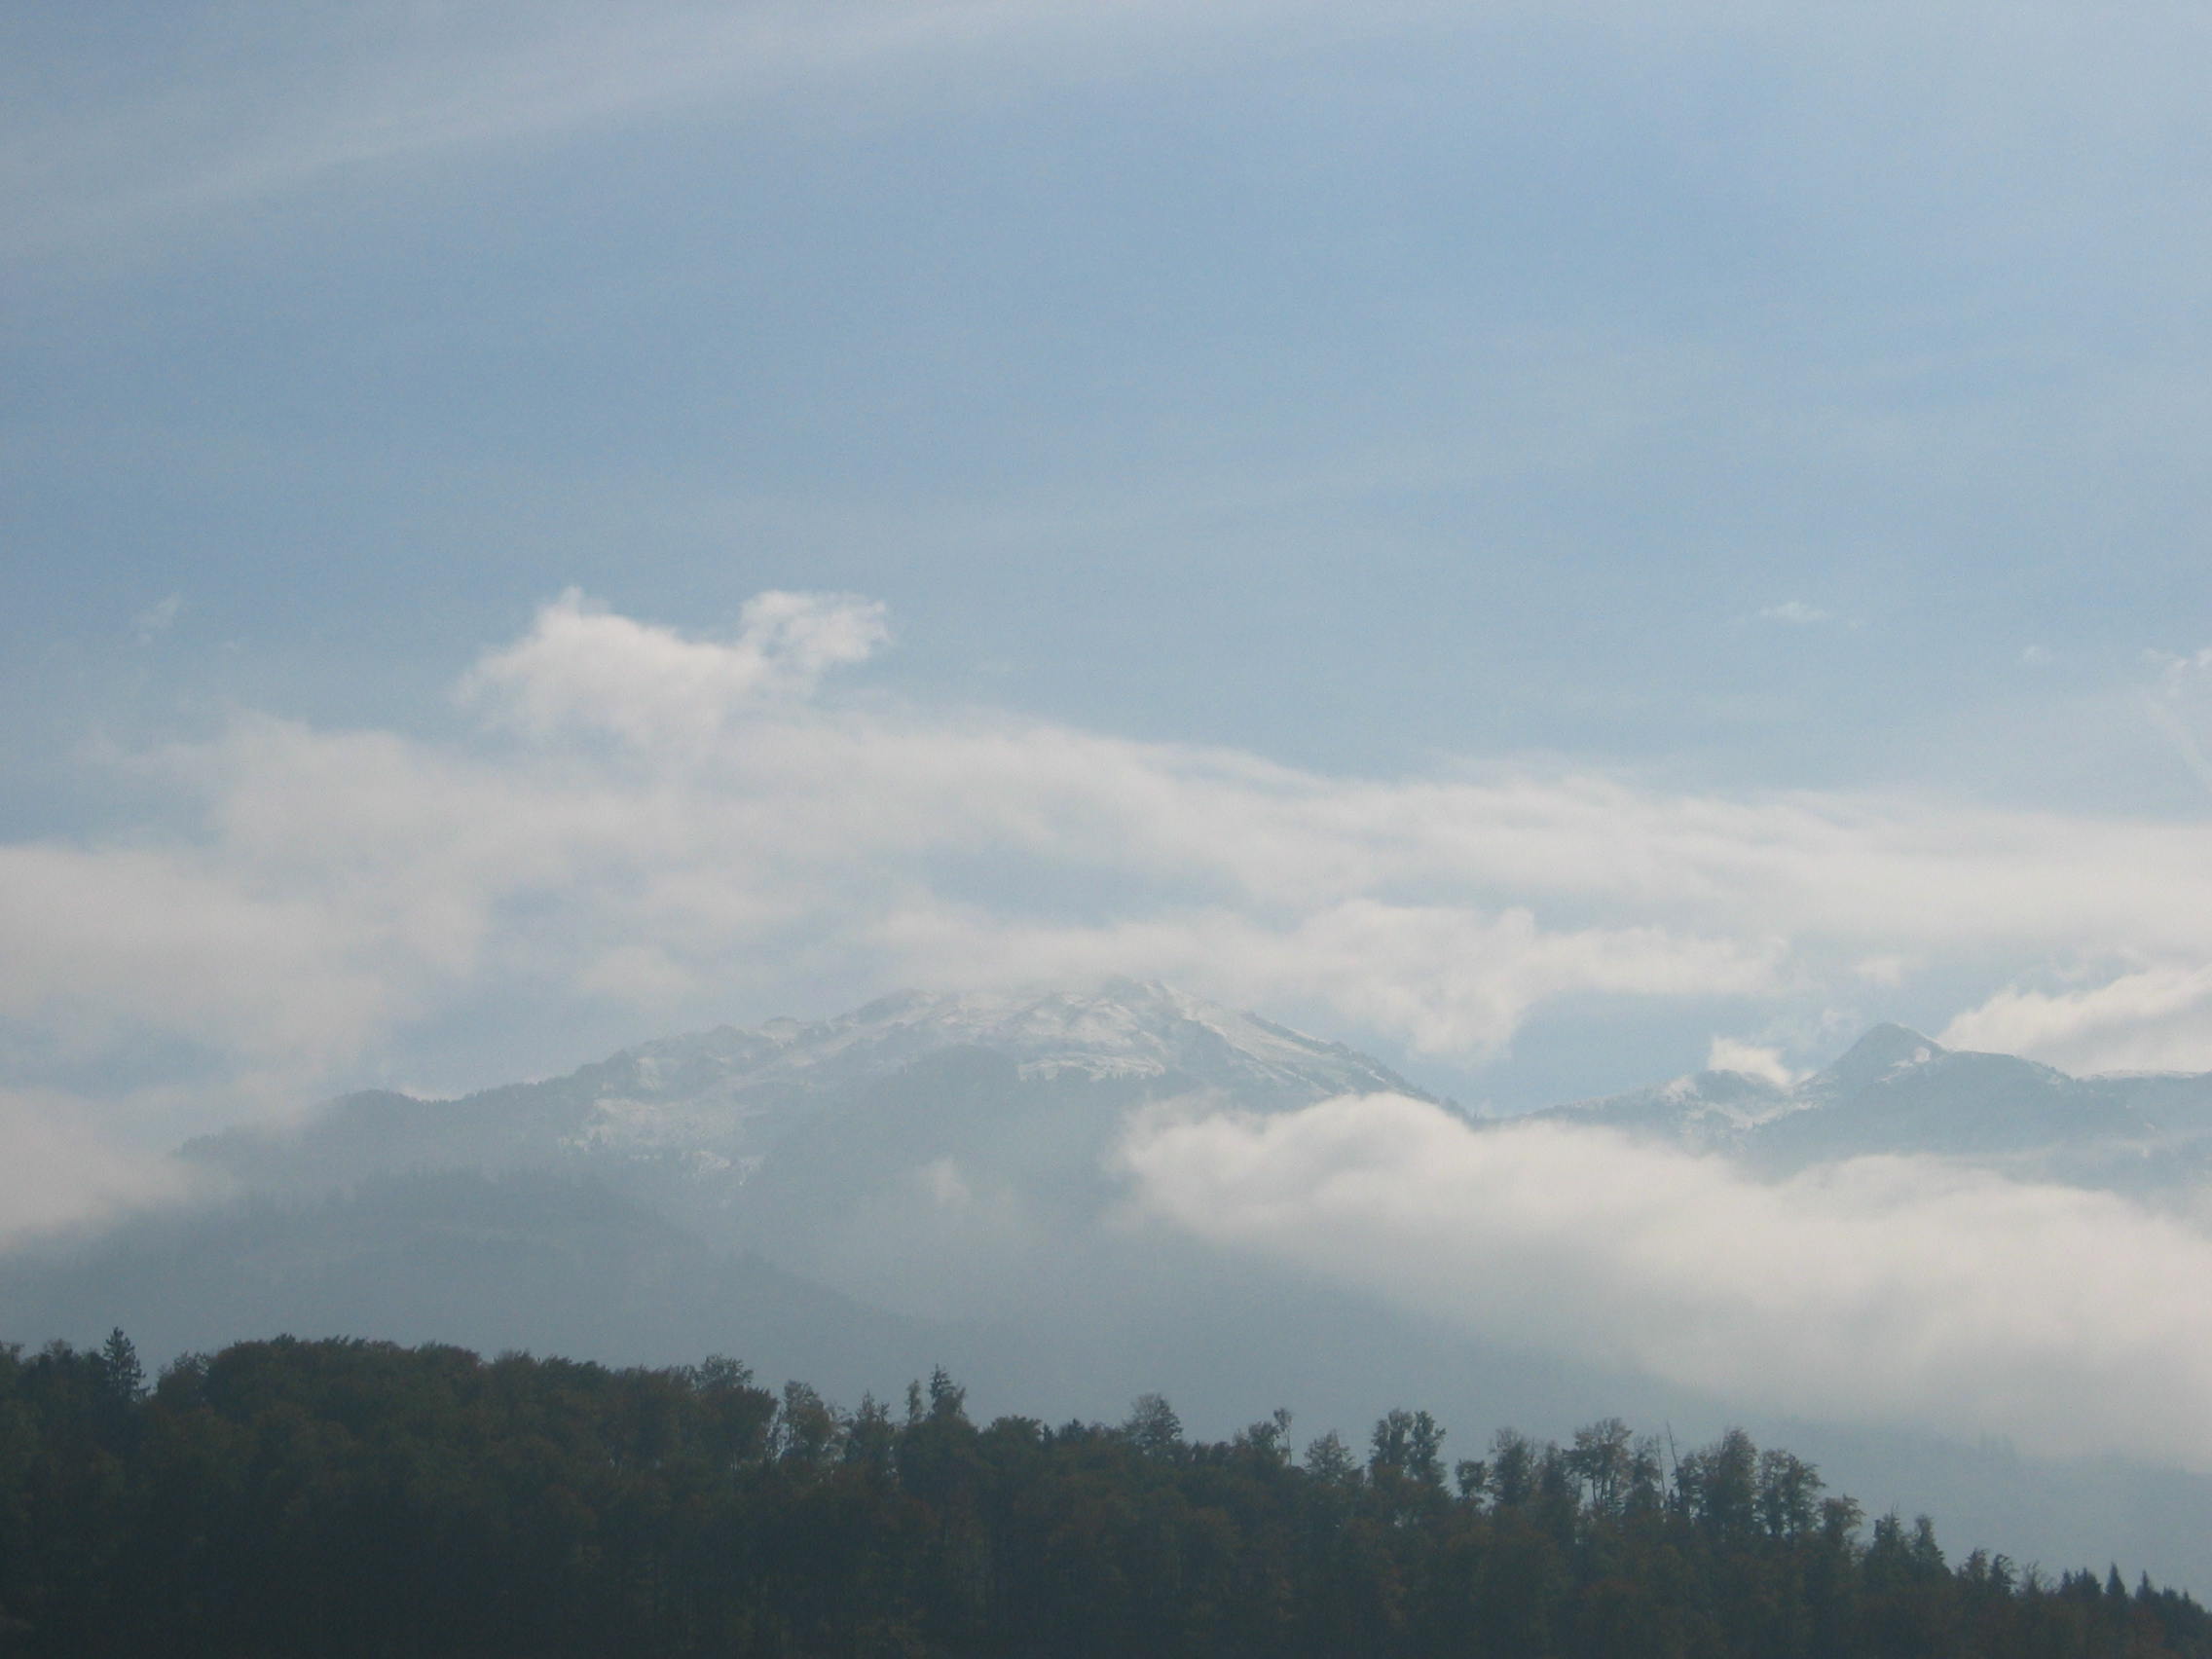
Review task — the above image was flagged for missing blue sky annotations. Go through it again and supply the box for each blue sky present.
[6,0,2212,1215]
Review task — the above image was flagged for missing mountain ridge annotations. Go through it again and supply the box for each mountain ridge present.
[187,987,2212,1201]
[182,977,1435,1198]
[1539,1021,2212,1187]
[20,983,2212,1588]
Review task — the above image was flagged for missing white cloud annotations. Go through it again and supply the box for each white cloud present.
[0,1088,199,1246]
[869,899,1781,1057]
[2144,645,2212,796]
[1705,1036,1799,1087]
[0,841,399,1069]
[1854,954,1910,985]
[1123,1094,2212,1468]
[1941,963,2212,1075]
[11,589,2212,1231]
[458,587,888,748]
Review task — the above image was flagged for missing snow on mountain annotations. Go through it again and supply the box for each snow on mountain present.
[187,983,2212,1212]
[1535,1064,1799,1151]
[1540,1023,2212,1190]
[557,977,1430,1160]
[613,977,1422,1107]
[184,978,1432,1194]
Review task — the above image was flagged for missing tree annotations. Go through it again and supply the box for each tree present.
[1122,1393,1184,1458]
[844,1392,898,1472]
[4,1335,2209,1659]
[1368,1408,1445,1489]
[1568,1417,1635,1516]
[774,1380,840,1468]
[1233,1407,1293,1464]
[97,1328,144,1403]
[1487,1428,1535,1507]
[1755,1447,1825,1539]
[1303,1429,1360,1487]
[1679,1427,1758,1536]
[926,1366,967,1424]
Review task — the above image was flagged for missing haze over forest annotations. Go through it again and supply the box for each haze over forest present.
[8,0,2212,1612]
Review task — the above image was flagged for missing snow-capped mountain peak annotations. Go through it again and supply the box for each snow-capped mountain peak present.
[185,979,1432,1193]
[613,977,1428,1105]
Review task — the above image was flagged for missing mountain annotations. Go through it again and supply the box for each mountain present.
[1541,1023,2212,1189]
[7,978,1485,1468]
[184,977,1430,1201]
[176,979,1438,1328]
[15,988,2212,1588]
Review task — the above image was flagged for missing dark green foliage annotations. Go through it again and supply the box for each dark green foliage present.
[0,1333,2204,1658]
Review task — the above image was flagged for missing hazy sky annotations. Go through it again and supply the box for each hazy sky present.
[7,0,2212,1222]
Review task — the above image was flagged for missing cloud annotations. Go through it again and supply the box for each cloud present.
[2144,645,2212,796]
[1940,963,2212,1075]
[1123,1094,2212,1468]
[870,900,1782,1057]
[1705,1036,1799,1087]
[0,840,399,1070]
[0,1088,198,1247]
[458,587,888,748]
[9,587,2212,1237]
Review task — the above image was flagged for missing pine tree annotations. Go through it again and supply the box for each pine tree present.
[97,1327,144,1402]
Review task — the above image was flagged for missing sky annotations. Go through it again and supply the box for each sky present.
[6,0,2212,1230]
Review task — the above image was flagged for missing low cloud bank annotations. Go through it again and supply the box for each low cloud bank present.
[1123,1094,2212,1469]
[0,1089,197,1247]
[3,591,2212,1231]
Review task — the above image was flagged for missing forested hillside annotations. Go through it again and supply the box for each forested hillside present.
[1,1333,2202,1659]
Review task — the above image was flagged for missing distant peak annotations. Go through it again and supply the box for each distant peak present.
[1023,975,1185,1010]
[1814,1023,1944,1091]
[1848,1022,1941,1059]
[616,978,1431,1111]
[851,977,1182,1020]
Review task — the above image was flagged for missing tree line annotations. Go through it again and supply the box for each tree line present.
[0,1330,2203,1657]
